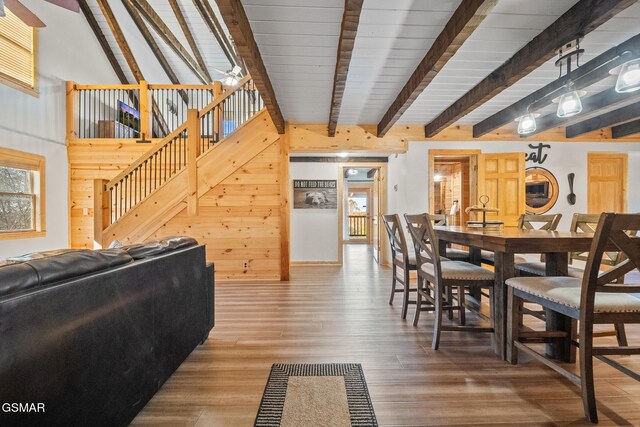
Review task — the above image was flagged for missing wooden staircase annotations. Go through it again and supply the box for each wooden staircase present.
[99,109,279,246]
[90,76,279,247]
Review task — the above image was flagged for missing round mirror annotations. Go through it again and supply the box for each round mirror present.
[525,167,559,214]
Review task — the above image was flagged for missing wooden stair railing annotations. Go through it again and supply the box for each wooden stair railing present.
[100,76,261,227]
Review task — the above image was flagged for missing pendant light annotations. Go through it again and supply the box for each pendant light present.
[516,112,537,135]
[615,58,640,93]
[556,90,583,118]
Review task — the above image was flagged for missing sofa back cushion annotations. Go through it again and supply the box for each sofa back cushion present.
[0,248,133,299]
[122,236,198,260]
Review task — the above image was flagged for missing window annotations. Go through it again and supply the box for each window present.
[0,147,45,239]
[0,9,38,95]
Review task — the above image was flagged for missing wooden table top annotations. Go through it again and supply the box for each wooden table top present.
[434,226,596,253]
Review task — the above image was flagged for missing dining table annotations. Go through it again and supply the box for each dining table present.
[434,225,598,362]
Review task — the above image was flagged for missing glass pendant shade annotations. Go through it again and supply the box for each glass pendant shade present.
[556,91,583,118]
[615,58,640,93]
[517,113,536,135]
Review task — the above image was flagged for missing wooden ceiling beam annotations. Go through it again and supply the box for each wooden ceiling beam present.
[170,0,213,83]
[474,34,640,137]
[78,0,128,84]
[566,102,640,138]
[95,0,169,137]
[215,0,285,133]
[121,0,189,105]
[377,0,496,137]
[131,0,210,84]
[328,0,364,137]
[202,0,241,66]
[193,0,239,69]
[95,0,144,82]
[612,118,640,138]
[527,88,640,136]
[424,0,637,137]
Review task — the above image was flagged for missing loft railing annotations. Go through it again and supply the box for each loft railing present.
[98,76,260,226]
[66,81,225,140]
[199,78,263,151]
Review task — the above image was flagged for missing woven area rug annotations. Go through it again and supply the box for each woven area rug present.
[254,363,378,427]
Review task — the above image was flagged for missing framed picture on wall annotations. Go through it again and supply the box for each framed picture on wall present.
[293,180,337,209]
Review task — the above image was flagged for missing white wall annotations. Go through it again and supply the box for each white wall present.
[387,141,640,230]
[290,162,340,263]
[0,1,118,258]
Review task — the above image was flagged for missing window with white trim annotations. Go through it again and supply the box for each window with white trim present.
[0,147,45,238]
[0,9,38,95]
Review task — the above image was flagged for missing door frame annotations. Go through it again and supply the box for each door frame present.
[428,149,480,219]
[338,162,389,266]
[587,152,628,213]
[345,183,373,244]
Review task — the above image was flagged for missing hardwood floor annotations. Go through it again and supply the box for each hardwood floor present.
[132,245,640,426]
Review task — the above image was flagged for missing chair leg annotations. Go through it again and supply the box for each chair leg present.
[432,282,444,350]
[506,287,522,365]
[446,286,454,320]
[413,277,423,326]
[458,286,466,326]
[401,267,410,320]
[579,320,598,423]
[389,264,397,305]
[615,323,628,347]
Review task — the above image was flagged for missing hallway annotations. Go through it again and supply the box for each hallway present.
[133,246,640,426]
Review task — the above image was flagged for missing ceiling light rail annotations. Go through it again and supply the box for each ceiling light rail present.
[516,36,640,135]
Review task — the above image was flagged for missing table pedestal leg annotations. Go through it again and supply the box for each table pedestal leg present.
[493,252,514,360]
[545,252,575,362]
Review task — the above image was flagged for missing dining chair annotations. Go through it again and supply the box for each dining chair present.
[506,212,640,423]
[405,213,495,350]
[382,214,417,320]
[430,213,470,261]
[481,213,562,266]
[515,213,628,345]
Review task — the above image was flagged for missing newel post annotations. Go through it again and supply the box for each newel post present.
[93,179,110,249]
[187,109,201,216]
[213,81,223,141]
[66,81,76,144]
[139,80,151,139]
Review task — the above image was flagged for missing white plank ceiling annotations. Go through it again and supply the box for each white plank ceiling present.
[243,0,640,129]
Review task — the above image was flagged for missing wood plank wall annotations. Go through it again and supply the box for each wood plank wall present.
[149,140,282,281]
[68,139,156,248]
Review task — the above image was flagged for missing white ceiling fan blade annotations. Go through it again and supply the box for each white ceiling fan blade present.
[45,0,79,13]
[211,67,231,76]
[5,0,46,27]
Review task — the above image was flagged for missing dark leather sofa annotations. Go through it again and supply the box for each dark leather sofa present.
[0,236,214,427]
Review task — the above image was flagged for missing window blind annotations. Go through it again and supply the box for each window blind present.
[0,9,35,89]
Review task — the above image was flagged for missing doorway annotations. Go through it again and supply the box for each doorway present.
[338,162,389,266]
[587,152,628,213]
[429,150,480,225]
[347,185,372,243]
